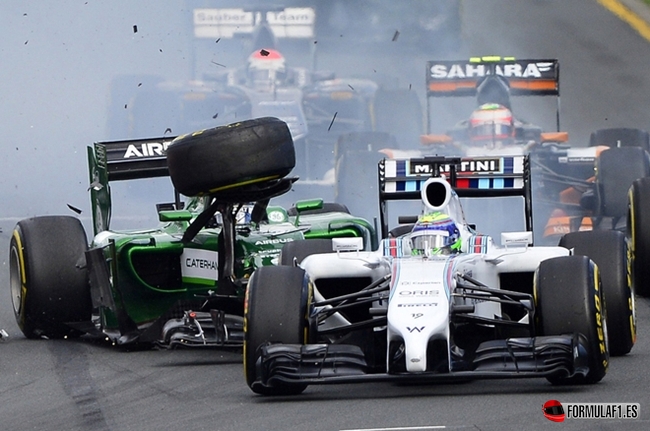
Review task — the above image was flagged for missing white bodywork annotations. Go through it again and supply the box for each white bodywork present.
[299,177,570,373]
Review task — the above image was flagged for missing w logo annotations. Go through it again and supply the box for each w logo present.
[407,327,425,333]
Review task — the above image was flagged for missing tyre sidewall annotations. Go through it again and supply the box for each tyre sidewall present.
[535,256,608,383]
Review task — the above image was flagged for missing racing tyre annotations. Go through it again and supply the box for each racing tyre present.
[535,255,608,384]
[559,231,635,356]
[244,266,312,395]
[9,216,91,339]
[596,147,650,218]
[589,127,650,153]
[279,239,334,266]
[628,177,650,297]
[167,117,295,197]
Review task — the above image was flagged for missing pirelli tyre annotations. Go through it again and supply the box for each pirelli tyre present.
[535,255,608,384]
[595,147,650,219]
[166,117,295,197]
[589,127,650,153]
[9,216,91,339]
[628,177,650,297]
[559,230,635,356]
[244,266,312,395]
[279,239,334,266]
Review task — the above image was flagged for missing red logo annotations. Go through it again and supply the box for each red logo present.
[542,399,565,422]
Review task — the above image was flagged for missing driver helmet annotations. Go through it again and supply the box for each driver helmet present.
[468,103,515,146]
[247,49,286,85]
[410,212,461,256]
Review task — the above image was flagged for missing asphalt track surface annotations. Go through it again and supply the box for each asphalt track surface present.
[2,1,650,430]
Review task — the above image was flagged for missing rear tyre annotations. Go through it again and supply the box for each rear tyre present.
[244,266,311,395]
[559,231,635,356]
[9,216,91,339]
[279,239,334,266]
[596,147,650,219]
[535,256,608,384]
[628,177,650,297]
[166,117,295,197]
[589,127,650,153]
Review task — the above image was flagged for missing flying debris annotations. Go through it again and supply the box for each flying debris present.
[67,204,82,215]
[327,112,338,132]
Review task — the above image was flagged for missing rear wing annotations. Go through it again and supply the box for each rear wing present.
[378,155,532,237]
[193,7,315,39]
[87,136,177,235]
[426,57,560,131]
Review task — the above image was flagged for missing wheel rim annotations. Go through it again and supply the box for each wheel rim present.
[9,245,23,315]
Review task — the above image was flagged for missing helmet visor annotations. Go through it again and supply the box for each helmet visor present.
[410,231,455,256]
[469,122,513,141]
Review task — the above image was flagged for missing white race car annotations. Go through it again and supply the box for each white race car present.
[243,155,633,395]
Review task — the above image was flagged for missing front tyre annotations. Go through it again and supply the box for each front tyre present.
[9,216,91,339]
[535,255,608,384]
[559,230,635,356]
[629,177,650,297]
[244,266,312,395]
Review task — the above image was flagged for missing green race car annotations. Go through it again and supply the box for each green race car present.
[9,117,376,347]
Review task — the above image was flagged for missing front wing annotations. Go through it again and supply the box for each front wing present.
[250,333,588,390]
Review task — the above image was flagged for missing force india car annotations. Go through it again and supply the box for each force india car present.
[9,117,376,347]
[244,154,636,395]
[108,5,422,182]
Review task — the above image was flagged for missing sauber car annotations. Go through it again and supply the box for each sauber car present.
[243,154,635,395]
[108,4,422,182]
[9,117,376,347]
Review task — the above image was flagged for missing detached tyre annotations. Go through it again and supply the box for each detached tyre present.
[167,117,295,197]
[629,177,650,297]
[9,216,91,339]
[244,266,312,395]
[559,230,635,356]
[535,255,608,384]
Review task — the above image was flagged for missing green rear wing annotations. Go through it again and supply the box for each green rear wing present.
[87,136,177,235]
